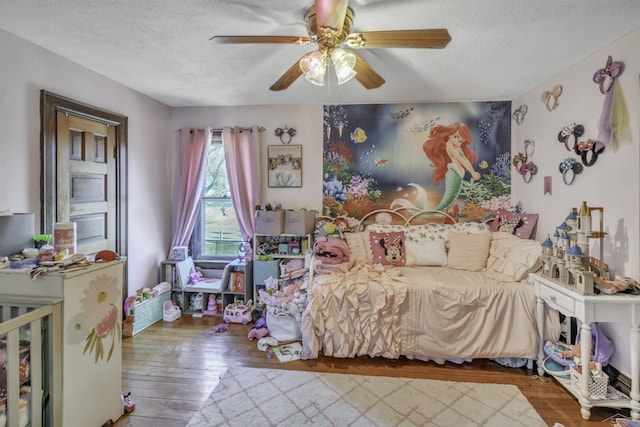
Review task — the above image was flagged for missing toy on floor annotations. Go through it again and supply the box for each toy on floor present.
[213,323,229,333]
[162,300,181,322]
[248,317,269,340]
[257,336,278,351]
[122,392,136,413]
[223,302,252,324]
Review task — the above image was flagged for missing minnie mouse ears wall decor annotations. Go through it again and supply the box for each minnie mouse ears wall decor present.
[559,157,583,186]
[274,125,296,144]
[512,105,528,125]
[593,55,628,149]
[541,85,563,111]
[557,122,584,152]
[557,123,605,167]
[593,55,624,94]
[576,139,605,167]
[512,139,537,183]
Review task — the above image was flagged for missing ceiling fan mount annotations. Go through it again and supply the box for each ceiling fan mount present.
[210,0,451,92]
[304,6,354,51]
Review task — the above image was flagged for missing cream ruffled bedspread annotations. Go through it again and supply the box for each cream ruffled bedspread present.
[301,264,560,360]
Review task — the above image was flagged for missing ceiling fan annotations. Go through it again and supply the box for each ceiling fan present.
[210,0,451,91]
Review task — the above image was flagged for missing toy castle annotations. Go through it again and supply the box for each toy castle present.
[540,201,608,294]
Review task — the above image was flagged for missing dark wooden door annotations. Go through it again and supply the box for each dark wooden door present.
[41,91,128,258]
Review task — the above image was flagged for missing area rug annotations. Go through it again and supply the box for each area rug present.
[186,367,546,427]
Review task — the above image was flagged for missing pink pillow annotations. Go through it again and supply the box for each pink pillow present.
[491,208,539,239]
[369,231,406,266]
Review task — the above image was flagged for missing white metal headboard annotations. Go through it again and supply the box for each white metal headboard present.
[355,208,457,231]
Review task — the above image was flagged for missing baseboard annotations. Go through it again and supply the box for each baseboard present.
[604,364,631,396]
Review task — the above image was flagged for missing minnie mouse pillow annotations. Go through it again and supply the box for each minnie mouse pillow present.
[369,231,406,266]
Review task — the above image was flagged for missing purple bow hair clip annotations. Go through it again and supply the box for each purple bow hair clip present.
[593,56,625,94]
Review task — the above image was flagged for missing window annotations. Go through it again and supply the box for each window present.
[191,134,242,259]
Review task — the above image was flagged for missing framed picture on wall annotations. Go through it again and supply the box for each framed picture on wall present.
[268,144,302,188]
[170,246,189,261]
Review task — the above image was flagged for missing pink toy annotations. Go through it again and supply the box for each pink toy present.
[223,303,252,324]
[188,267,203,284]
[213,323,229,333]
[248,317,269,340]
[203,295,218,316]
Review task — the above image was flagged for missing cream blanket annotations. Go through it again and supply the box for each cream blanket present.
[301,264,560,360]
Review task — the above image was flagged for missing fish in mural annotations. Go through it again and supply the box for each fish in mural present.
[374,158,388,167]
[390,106,414,119]
[350,127,367,143]
[423,122,481,211]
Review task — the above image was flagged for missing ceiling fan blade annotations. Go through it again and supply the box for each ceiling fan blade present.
[315,0,349,31]
[269,58,305,91]
[346,29,451,49]
[210,35,311,45]
[351,51,385,89]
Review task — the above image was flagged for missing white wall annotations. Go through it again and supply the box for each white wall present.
[0,29,173,291]
[170,106,324,212]
[512,28,640,376]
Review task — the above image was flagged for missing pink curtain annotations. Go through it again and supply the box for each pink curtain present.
[169,128,212,255]
[222,126,259,241]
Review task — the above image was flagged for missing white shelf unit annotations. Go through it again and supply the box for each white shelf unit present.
[160,258,252,316]
[252,233,311,304]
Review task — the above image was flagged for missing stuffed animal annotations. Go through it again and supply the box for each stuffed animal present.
[248,317,269,340]
[188,267,203,284]
[313,236,349,264]
[190,292,204,311]
[315,217,350,238]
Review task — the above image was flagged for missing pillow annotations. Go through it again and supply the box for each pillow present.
[485,231,542,281]
[449,222,492,235]
[344,230,372,266]
[491,208,539,239]
[404,223,448,242]
[366,223,406,233]
[447,232,492,271]
[369,231,406,266]
[406,239,448,266]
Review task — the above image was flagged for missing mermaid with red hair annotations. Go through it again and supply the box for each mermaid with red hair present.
[423,122,481,211]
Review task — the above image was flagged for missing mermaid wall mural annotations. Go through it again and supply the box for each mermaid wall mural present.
[322,102,512,222]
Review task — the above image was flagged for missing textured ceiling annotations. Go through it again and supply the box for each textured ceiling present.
[1,0,639,107]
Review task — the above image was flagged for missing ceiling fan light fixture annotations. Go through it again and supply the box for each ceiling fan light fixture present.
[299,50,327,86]
[331,48,357,85]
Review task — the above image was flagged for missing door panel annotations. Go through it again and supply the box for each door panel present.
[56,111,117,255]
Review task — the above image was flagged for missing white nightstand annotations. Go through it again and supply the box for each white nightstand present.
[531,272,640,420]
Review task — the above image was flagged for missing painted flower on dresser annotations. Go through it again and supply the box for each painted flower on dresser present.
[66,274,121,362]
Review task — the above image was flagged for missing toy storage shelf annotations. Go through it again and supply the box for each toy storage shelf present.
[160,258,252,317]
[125,291,171,336]
[253,233,311,305]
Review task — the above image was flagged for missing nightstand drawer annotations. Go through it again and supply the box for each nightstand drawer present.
[539,286,576,315]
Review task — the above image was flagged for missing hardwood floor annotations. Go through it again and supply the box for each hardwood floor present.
[113,316,627,427]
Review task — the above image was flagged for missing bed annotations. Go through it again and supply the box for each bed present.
[0,295,62,427]
[301,209,561,364]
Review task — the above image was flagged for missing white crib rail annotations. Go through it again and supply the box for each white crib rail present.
[1,295,62,427]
